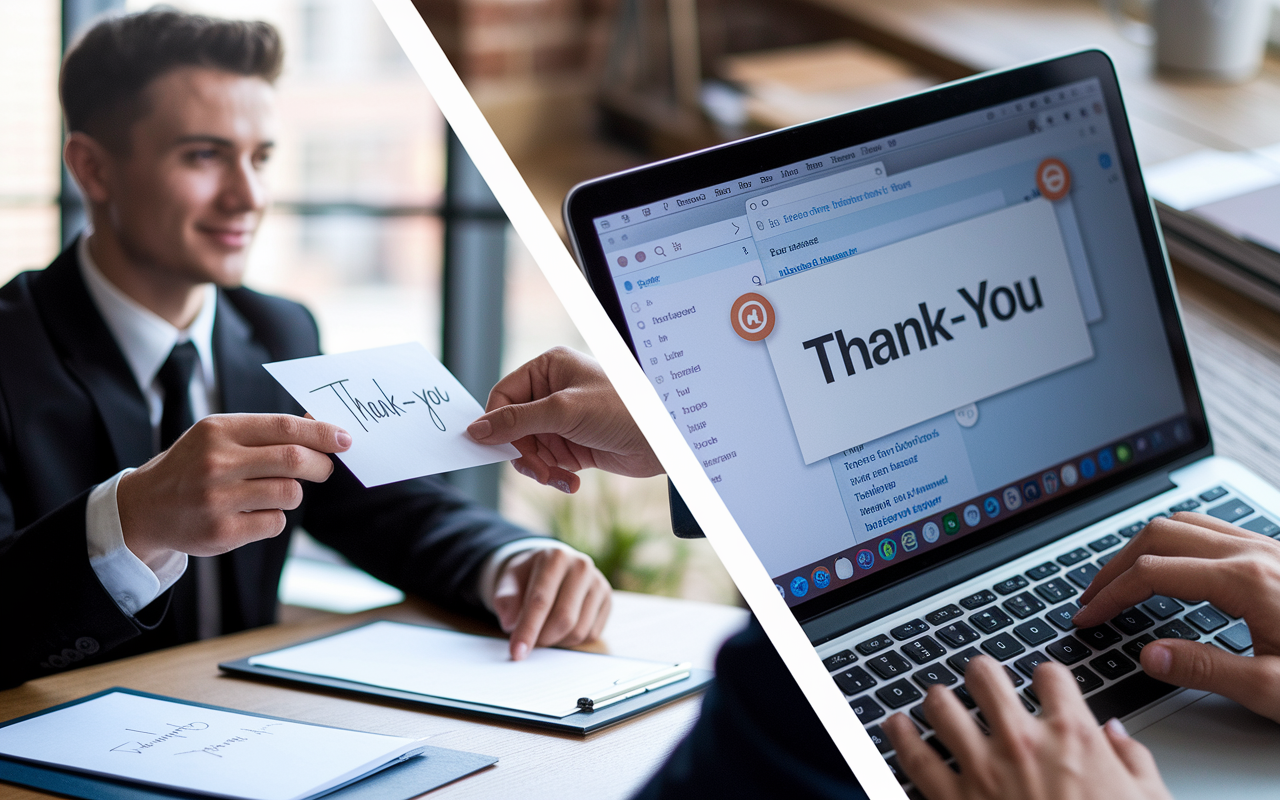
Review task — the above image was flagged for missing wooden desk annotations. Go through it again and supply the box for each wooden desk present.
[0,592,748,800]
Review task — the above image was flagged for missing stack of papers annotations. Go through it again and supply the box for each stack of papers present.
[0,691,426,800]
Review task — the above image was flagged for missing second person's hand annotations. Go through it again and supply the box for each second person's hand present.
[1074,511,1280,722]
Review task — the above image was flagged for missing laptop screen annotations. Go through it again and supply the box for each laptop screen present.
[570,60,1204,619]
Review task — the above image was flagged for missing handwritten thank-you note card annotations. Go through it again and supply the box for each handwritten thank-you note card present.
[264,343,519,487]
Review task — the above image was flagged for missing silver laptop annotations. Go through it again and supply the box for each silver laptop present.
[563,50,1280,797]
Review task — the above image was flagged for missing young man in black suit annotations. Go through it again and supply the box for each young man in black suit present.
[0,10,610,689]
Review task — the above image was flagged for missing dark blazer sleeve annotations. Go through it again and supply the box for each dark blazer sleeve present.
[633,618,868,800]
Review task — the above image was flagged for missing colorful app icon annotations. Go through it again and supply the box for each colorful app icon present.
[1080,457,1097,479]
[775,584,784,597]
[856,549,875,570]
[1042,471,1060,494]
[624,280,634,291]
[835,557,854,580]
[1098,448,1114,471]
[984,496,1001,518]
[1036,157,1071,201]
[1117,443,1133,463]
[922,522,941,543]
[942,512,960,536]
[790,576,809,597]
[879,538,897,561]
[812,566,831,589]
[730,293,775,341]
[901,530,919,552]
[963,504,981,527]
[1061,463,1079,486]
[1022,480,1042,502]
[1003,486,1023,510]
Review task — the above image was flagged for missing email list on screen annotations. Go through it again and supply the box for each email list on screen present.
[594,78,1188,610]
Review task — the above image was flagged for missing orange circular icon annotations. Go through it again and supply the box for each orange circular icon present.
[731,293,775,341]
[1036,157,1071,201]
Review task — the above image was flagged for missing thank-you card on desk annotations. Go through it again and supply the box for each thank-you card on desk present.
[264,343,519,486]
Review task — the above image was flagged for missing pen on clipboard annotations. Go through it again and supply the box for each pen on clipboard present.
[577,663,693,711]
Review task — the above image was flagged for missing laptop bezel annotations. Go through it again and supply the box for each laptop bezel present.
[563,49,1211,626]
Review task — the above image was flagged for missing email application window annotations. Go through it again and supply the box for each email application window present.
[595,79,1188,606]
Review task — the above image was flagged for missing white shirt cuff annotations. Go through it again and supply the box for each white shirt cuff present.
[476,538,581,612]
[86,469,188,617]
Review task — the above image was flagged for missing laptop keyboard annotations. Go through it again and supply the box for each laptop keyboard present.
[820,485,1268,787]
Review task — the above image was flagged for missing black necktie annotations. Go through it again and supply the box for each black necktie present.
[157,341,199,451]
[155,340,222,639]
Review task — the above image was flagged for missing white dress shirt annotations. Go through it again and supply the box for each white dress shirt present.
[78,235,570,618]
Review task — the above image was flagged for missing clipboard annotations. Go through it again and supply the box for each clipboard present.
[219,622,715,735]
[0,688,496,800]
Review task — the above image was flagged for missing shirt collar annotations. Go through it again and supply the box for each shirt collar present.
[78,234,219,396]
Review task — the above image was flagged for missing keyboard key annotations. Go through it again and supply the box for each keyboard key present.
[1147,512,1168,522]
[1118,522,1145,538]
[1123,634,1156,661]
[925,604,964,625]
[856,634,894,656]
[1097,551,1119,567]
[884,753,907,784]
[1141,596,1184,620]
[1169,498,1200,513]
[913,663,958,689]
[953,684,976,708]
[1046,602,1079,630]
[1185,605,1230,634]
[1025,562,1060,581]
[1111,607,1155,635]
[1088,534,1121,552]
[1058,548,1091,566]
[833,666,877,695]
[924,734,952,760]
[1014,651,1051,678]
[1065,562,1101,589]
[1004,666,1026,687]
[993,575,1030,595]
[1071,665,1104,694]
[959,589,997,610]
[1242,516,1280,537]
[982,632,1026,661]
[867,651,912,679]
[910,704,933,730]
[935,621,981,649]
[970,607,1015,633]
[1013,618,1057,645]
[1076,624,1122,650]
[1047,636,1093,665]
[1089,650,1136,680]
[1153,619,1199,641]
[947,647,982,675]
[877,679,923,709]
[823,649,857,671]
[1085,673,1178,724]
[1003,592,1046,619]
[1207,499,1253,523]
[1035,577,1077,603]
[850,695,886,723]
[1199,486,1228,503]
[865,724,892,754]
[1216,622,1253,653]
[890,619,930,640]
[903,636,948,665]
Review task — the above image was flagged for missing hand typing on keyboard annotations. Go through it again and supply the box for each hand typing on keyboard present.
[883,655,1171,800]
[1075,511,1280,722]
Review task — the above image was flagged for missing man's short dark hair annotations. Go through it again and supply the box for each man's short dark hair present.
[60,9,284,153]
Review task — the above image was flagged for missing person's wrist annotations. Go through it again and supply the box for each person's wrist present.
[117,469,167,566]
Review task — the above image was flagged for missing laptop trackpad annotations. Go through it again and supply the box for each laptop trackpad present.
[1135,693,1280,797]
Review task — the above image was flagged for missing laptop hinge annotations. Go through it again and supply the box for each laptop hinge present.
[803,469,1179,645]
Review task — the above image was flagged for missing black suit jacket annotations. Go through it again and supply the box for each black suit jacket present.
[0,244,536,688]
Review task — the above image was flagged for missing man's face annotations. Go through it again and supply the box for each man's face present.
[104,67,275,288]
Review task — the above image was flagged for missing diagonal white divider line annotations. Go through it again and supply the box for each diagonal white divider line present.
[370,1,900,795]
